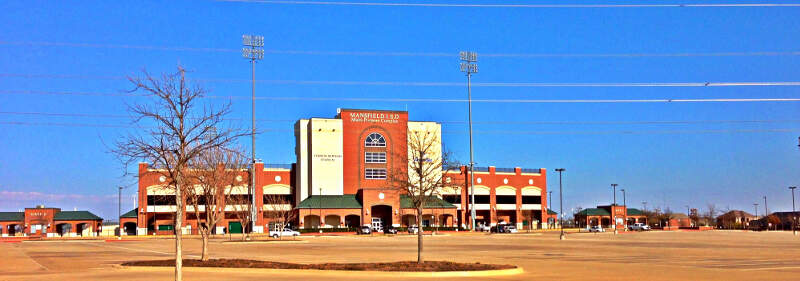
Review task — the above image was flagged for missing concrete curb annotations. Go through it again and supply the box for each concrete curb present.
[118,265,524,277]
[220,240,309,244]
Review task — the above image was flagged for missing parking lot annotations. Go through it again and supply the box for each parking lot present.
[2,230,800,280]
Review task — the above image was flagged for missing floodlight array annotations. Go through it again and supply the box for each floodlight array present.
[459,51,478,62]
[242,35,265,47]
[460,62,478,73]
[242,48,264,60]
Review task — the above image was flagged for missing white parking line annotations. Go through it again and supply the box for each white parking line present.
[81,242,202,259]
[18,247,49,271]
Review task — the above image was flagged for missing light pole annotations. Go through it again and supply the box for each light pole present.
[686,205,691,227]
[460,51,478,231]
[555,168,565,240]
[763,196,768,216]
[790,186,797,236]
[242,34,264,233]
[620,188,626,230]
[611,183,618,234]
[118,186,123,240]
[754,203,759,218]
[548,190,553,228]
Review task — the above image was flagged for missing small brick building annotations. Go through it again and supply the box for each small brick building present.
[574,205,647,229]
[0,205,103,237]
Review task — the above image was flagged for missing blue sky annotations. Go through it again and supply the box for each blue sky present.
[1,1,799,219]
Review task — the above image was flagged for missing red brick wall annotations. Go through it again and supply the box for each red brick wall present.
[448,166,547,227]
[24,207,59,235]
[340,109,408,195]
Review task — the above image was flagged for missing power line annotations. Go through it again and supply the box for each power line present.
[4,111,800,126]
[1,121,796,135]
[4,41,800,58]
[218,1,800,8]
[2,75,800,87]
[3,90,800,103]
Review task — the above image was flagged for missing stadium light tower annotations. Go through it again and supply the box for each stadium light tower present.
[459,51,478,231]
[555,168,565,240]
[242,34,264,233]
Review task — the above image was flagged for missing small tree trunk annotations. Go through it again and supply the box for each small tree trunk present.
[175,176,184,281]
[201,231,209,261]
[416,207,424,264]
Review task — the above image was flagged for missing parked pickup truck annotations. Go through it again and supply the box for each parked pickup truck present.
[269,228,301,238]
[629,223,651,231]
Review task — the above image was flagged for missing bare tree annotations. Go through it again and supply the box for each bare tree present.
[114,66,245,280]
[702,203,718,227]
[390,129,455,264]
[264,193,297,239]
[186,146,247,261]
[660,207,676,229]
[228,194,254,241]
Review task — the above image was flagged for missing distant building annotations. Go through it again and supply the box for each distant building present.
[0,205,103,237]
[574,205,647,229]
[749,211,800,231]
[716,210,757,229]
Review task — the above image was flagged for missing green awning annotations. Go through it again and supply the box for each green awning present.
[400,195,457,209]
[121,208,138,218]
[54,211,103,221]
[296,195,362,209]
[0,212,24,222]
[547,209,558,215]
[575,208,611,216]
[627,208,644,216]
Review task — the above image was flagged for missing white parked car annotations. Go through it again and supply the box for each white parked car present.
[629,223,651,231]
[504,225,518,233]
[476,224,491,232]
[588,225,605,233]
[270,228,300,238]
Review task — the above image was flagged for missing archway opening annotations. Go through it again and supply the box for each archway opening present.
[439,214,454,227]
[7,224,20,236]
[303,215,320,229]
[370,205,392,231]
[401,214,416,227]
[55,223,72,237]
[123,222,137,235]
[324,215,341,228]
[76,223,91,236]
[344,215,360,228]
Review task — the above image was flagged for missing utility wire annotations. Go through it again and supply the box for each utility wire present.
[217,1,800,8]
[4,111,799,126]
[2,89,800,103]
[3,41,800,58]
[2,75,800,88]
[1,121,796,135]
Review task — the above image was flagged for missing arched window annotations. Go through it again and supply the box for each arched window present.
[364,132,386,147]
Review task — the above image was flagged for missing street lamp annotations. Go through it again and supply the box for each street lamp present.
[555,168,565,240]
[790,186,797,236]
[460,51,478,231]
[611,183,618,234]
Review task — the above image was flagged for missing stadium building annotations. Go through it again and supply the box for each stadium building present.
[128,109,549,235]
